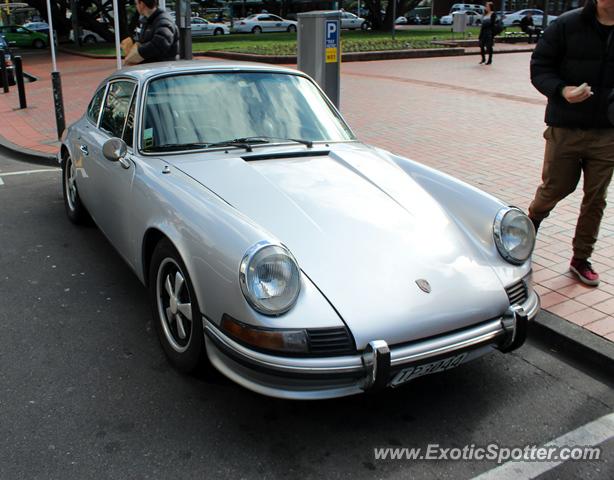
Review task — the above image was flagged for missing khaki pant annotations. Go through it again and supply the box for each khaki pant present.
[529,126,614,260]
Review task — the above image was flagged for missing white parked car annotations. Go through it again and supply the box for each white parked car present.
[440,10,482,26]
[190,17,230,36]
[502,9,557,27]
[395,16,408,25]
[341,12,369,30]
[69,28,106,44]
[233,14,297,34]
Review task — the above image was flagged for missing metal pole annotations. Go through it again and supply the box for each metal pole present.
[542,0,549,29]
[45,0,58,72]
[430,0,434,29]
[46,0,65,139]
[357,0,360,16]
[392,0,397,40]
[52,72,65,140]
[176,0,192,60]
[112,0,122,69]
[0,49,9,93]
[14,56,26,108]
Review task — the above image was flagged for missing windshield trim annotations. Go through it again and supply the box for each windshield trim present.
[136,69,357,156]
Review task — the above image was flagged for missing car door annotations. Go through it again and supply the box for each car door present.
[86,79,139,263]
[256,15,272,32]
[191,18,205,36]
[13,27,32,47]
[71,83,107,210]
[345,13,357,29]
[201,19,213,35]
[269,15,285,32]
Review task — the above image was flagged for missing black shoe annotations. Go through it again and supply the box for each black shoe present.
[529,216,541,233]
[486,60,492,65]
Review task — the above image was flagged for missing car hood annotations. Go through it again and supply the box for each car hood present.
[172,144,509,349]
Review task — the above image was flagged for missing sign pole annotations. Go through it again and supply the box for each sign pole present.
[112,0,122,69]
[45,0,65,139]
[392,0,397,40]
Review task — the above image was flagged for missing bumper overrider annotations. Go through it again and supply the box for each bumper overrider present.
[204,290,539,400]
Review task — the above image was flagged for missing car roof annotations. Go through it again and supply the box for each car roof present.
[105,60,302,84]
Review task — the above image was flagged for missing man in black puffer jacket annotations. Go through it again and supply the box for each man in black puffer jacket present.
[126,0,178,64]
[528,0,614,287]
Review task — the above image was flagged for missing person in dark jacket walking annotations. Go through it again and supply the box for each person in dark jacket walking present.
[479,2,497,65]
[124,0,178,65]
[528,0,614,286]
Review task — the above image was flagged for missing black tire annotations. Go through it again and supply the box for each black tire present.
[361,21,370,31]
[252,26,262,34]
[213,28,223,36]
[149,239,207,373]
[62,153,88,224]
[287,24,297,33]
[33,38,45,49]
[84,35,97,44]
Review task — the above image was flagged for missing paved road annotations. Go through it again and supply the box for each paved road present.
[0,147,612,479]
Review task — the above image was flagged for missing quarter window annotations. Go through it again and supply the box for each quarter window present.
[99,81,136,138]
[87,86,106,125]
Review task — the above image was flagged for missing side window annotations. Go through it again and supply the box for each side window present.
[87,86,106,125]
[122,94,137,148]
[99,81,136,138]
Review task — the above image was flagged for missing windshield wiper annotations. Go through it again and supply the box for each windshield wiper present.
[236,136,314,149]
[143,136,313,153]
[142,142,209,152]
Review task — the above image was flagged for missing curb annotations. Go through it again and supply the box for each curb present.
[0,133,57,166]
[530,310,614,377]
[59,44,534,63]
[199,47,466,64]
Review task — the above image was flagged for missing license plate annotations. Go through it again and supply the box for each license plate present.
[390,352,468,387]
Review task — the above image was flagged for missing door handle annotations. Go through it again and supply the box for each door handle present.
[79,144,89,156]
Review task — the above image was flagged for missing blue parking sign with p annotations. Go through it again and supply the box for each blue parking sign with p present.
[325,20,339,63]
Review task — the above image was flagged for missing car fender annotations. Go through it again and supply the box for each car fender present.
[132,159,343,331]
[378,147,533,286]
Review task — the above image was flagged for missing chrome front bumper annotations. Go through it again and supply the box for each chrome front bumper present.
[204,290,540,400]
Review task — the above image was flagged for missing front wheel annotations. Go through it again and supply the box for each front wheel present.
[252,26,262,34]
[287,24,297,33]
[83,35,97,44]
[213,28,223,36]
[149,239,207,373]
[33,38,45,49]
[62,153,88,224]
[361,22,370,31]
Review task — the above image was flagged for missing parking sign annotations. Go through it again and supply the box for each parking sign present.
[325,20,338,63]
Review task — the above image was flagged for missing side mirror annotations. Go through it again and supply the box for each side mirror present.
[102,137,127,162]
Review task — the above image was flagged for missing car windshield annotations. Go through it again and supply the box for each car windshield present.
[141,72,355,152]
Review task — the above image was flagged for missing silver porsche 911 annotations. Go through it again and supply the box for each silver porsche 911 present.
[59,60,539,399]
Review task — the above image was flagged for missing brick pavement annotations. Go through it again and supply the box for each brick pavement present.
[1,50,613,342]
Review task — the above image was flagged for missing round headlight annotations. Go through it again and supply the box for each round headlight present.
[493,207,535,265]
[239,242,301,315]
[493,207,535,264]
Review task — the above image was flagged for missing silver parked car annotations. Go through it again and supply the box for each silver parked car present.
[59,61,539,400]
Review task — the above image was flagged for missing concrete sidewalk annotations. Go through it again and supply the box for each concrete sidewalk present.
[1,50,613,349]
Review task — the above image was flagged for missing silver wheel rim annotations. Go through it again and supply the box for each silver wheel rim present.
[65,157,77,211]
[156,258,193,353]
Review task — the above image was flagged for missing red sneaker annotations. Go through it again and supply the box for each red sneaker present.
[570,258,600,286]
